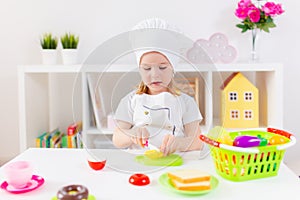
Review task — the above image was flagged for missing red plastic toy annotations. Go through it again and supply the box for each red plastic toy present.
[87,159,106,171]
[129,173,150,186]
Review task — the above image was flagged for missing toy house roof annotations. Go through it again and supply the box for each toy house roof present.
[220,72,239,90]
[220,72,257,90]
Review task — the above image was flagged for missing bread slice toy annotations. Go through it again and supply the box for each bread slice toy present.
[167,169,211,191]
[170,178,211,191]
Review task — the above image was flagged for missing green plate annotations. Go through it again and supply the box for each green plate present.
[135,154,183,166]
[52,194,96,200]
[158,173,219,195]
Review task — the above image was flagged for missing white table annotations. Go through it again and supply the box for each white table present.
[0,148,299,200]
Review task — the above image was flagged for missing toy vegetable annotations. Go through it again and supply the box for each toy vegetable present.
[233,135,267,148]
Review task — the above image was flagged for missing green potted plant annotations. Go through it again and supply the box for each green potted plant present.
[40,33,58,65]
[60,33,79,65]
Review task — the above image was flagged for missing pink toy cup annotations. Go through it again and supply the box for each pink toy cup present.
[3,161,33,189]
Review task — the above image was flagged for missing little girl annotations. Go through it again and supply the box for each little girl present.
[112,19,203,156]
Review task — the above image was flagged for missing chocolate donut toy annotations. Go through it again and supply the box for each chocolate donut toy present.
[57,184,89,200]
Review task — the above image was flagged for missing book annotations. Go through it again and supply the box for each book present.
[61,134,68,148]
[76,131,83,148]
[46,128,59,148]
[67,134,76,148]
[36,132,48,147]
[67,122,82,148]
[50,131,62,148]
[87,74,106,130]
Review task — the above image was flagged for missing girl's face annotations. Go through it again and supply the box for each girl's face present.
[139,52,174,95]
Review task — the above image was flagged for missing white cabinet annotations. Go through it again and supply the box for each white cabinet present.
[18,63,283,151]
[18,65,83,152]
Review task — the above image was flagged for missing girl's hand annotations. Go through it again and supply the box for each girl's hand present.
[130,127,149,148]
[160,134,177,156]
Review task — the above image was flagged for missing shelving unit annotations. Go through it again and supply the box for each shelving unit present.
[18,63,283,151]
[18,65,83,152]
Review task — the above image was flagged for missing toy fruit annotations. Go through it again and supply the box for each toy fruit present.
[129,173,150,186]
[87,159,106,171]
[219,133,233,146]
[269,135,286,145]
[208,126,233,145]
[144,150,163,159]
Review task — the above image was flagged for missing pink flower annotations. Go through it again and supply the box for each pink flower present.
[262,2,278,17]
[275,4,284,15]
[238,0,252,8]
[235,0,284,33]
[235,7,249,20]
[248,7,261,23]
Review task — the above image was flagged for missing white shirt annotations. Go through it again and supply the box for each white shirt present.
[115,91,202,148]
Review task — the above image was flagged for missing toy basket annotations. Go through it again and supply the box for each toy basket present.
[200,128,296,182]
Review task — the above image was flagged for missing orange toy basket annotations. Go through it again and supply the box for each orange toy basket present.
[200,128,296,181]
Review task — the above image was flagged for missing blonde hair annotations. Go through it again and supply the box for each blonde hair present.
[136,79,180,96]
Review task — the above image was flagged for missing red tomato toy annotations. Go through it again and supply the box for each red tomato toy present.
[129,173,150,186]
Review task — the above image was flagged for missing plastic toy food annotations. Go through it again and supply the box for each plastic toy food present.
[144,150,163,159]
[269,135,286,145]
[87,159,106,171]
[257,135,268,146]
[218,134,233,146]
[167,169,211,191]
[200,128,296,182]
[233,135,262,148]
[207,126,233,145]
[129,173,150,186]
[57,184,89,200]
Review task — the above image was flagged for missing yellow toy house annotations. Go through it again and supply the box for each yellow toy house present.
[221,72,259,128]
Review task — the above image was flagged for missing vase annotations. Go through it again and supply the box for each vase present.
[250,28,259,61]
[61,49,78,65]
[41,49,57,65]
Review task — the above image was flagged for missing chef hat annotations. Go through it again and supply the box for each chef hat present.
[134,48,178,69]
[131,18,182,70]
[132,18,182,33]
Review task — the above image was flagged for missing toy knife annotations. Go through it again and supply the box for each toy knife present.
[145,140,160,151]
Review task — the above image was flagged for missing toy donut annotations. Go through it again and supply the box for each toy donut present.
[57,184,89,200]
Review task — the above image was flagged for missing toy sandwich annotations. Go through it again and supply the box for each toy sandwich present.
[167,169,211,191]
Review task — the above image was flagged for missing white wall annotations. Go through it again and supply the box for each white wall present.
[0,0,299,171]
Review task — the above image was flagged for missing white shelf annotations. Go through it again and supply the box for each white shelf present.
[211,63,282,71]
[86,127,113,135]
[19,65,82,73]
[18,63,284,151]
[19,63,282,73]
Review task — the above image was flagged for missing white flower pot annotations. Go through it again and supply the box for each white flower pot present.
[42,49,57,65]
[61,49,78,65]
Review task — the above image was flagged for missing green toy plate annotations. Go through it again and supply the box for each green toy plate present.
[135,154,183,166]
[158,173,219,195]
[52,194,96,200]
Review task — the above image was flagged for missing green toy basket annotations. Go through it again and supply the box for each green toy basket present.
[200,128,296,182]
